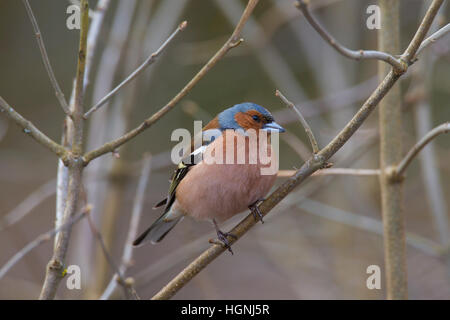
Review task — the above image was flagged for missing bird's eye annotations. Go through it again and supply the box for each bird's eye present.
[252,115,260,122]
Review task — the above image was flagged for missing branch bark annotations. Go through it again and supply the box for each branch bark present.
[0,96,69,161]
[378,0,406,300]
[39,0,89,300]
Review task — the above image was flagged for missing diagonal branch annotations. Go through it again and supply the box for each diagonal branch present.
[0,96,69,161]
[83,21,188,119]
[276,89,319,153]
[82,0,260,164]
[0,179,56,231]
[294,0,406,73]
[395,122,449,177]
[100,154,152,300]
[0,207,88,281]
[416,23,450,57]
[86,213,140,300]
[22,0,71,115]
[151,0,444,300]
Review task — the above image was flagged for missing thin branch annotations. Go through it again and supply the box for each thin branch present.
[84,21,188,118]
[276,89,319,153]
[294,0,406,73]
[0,208,87,281]
[86,212,140,300]
[83,0,112,93]
[281,132,311,161]
[402,0,446,62]
[0,179,56,231]
[22,0,71,115]
[100,154,152,300]
[395,122,449,177]
[82,0,259,164]
[416,23,450,57]
[39,0,90,300]
[277,168,380,177]
[151,0,444,300]
[0,96,69,161]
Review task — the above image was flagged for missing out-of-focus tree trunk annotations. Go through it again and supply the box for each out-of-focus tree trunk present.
[378,0,407,300]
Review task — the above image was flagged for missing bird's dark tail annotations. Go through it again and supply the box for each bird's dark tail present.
[133,211,183,246]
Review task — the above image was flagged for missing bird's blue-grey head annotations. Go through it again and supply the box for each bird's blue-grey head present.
[217,102,285,133]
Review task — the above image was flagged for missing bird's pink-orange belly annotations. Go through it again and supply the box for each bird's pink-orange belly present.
[175,162,276,222]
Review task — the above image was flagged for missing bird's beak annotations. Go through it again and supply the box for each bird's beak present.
[262,121,285,133]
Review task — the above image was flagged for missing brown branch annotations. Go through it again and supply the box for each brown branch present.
[151,0,444,300]
[395,122,449,177]
[39,0,90,300]
[402,1,446,62]
[378,0,405,300]
[276,89,319,153]
[294,0,407,73]
[83,21,188,118]
[0,96,69,161]
[22,0,71,115]
[82,0,259,164]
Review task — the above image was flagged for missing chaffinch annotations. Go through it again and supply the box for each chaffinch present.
[133,102,285,253]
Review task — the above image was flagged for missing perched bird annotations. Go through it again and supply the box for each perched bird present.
[133,102,285,253]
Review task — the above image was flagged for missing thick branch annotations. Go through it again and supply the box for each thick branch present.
[82,0,259,164]
[22,0,70,115]
[0,96,69,161]
[395,122,449,177]
[39,0,89,300]
[83,21,188,118]
[294,0,406,73]
[151,0,444,300]
[378,0,406,300]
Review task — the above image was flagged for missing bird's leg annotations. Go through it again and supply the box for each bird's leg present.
[209,219,237,255]
[249,199,265,224]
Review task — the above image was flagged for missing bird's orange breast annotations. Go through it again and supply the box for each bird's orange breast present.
[174,130,278,222]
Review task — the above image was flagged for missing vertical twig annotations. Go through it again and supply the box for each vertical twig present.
[39,0,89,300]
[378,0,406,300]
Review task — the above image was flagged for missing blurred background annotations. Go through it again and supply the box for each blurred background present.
[0,0,449,299]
